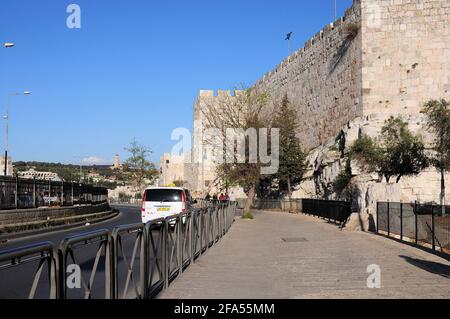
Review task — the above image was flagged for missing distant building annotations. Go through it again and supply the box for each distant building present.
[159,153,186,187]
[111,154,123,170]
[17,168,62,182]
[0,157,14,176]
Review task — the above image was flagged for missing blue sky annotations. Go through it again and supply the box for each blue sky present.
[0,0,353,165]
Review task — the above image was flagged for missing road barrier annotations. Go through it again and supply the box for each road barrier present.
[301,199,352,225]
[0,202,237,299]
[252,198,351,225]
[377,201,450,254]
[0,176,108,210]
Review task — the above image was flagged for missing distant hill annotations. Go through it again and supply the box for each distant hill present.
[13,161,119,188]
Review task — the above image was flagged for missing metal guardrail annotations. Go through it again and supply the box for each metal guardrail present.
[252,198,351,225]
[377,201,450,254]
[0,202,237,299]
[302,199,352,225]
[0,242,58,299]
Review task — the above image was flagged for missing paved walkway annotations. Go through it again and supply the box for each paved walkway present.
[160,210,450,299]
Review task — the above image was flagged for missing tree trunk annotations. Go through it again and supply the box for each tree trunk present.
[244,184,256,213]
[441,169,446,216]
[287,179,293,213]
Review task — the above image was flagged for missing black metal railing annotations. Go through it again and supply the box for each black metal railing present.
[377,201,450,254]
[252,198,351,225]
[0,202,237,299]
[301,199,352,225]
[0,176,108,210]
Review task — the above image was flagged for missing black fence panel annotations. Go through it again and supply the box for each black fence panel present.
[0,177,16,210]
[0,177,107,211]
[302,199,352,224]
[253,199,282,211]
[0,202,237,299]
[377,201,450,254]
[35,180,50,208]
[17,178,34,209]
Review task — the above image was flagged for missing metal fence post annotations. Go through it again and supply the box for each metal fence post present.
[32,177,36,208]
[431,204,436,251]
[190,211,195,264]
[400,201,403,241]
[106,236,114,300]
[387,201,391,237]
[376,202,379,233]
[414,201,418,244]
[14,176,18,209]
[162,221,168,289]
[177,216,182,275]
[141,227,148,300]
[61,182,64,206]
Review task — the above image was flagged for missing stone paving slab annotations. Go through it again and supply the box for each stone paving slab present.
[160,210,450,299]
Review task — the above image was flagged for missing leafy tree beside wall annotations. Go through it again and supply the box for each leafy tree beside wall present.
[350,117,428,183]
[272,94,307,209]
[422,99,450,214]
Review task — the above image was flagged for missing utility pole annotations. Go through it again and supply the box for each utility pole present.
[3,112,9,176]
[73,156,85,183]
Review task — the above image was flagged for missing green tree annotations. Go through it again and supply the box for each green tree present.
[123,140,158,193]
[350,117,428,183]
[422,99,450,215]
[272,94,307,211]
[333,160,353,195]
[201,87,272,213]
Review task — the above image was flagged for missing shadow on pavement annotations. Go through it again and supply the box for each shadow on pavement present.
[399,255,450,278]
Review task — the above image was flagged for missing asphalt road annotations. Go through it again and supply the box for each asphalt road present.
[0,205,147,299]
[0,205,141,250]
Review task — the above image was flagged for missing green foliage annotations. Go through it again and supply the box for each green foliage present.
[118,192,132,202]
[242,212,254,220]
[350,117,428,183]
[14,161,79,182]
[272,94,307,197]
[333,161,352,193]
[202,86,272,212]
[349,135,384,172]
[123,140,158,192]
[422,99,450,172]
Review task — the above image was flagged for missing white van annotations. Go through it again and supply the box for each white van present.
[141,187,193,224]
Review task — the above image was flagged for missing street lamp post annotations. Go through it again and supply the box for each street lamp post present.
[3,91,31,176]
[73,156,85,183]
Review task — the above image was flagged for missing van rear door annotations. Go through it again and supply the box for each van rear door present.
[143,189,183,217]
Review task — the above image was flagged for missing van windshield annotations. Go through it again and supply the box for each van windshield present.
[145,189,183,202]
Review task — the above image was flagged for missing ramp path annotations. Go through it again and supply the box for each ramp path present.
[160,210,450,299]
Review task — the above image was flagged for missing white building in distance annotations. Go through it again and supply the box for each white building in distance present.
[17,168,62,182]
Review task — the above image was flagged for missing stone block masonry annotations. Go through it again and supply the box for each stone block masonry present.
[361,0,450,115]
[189,0,450,218]
[254,1,363,152]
